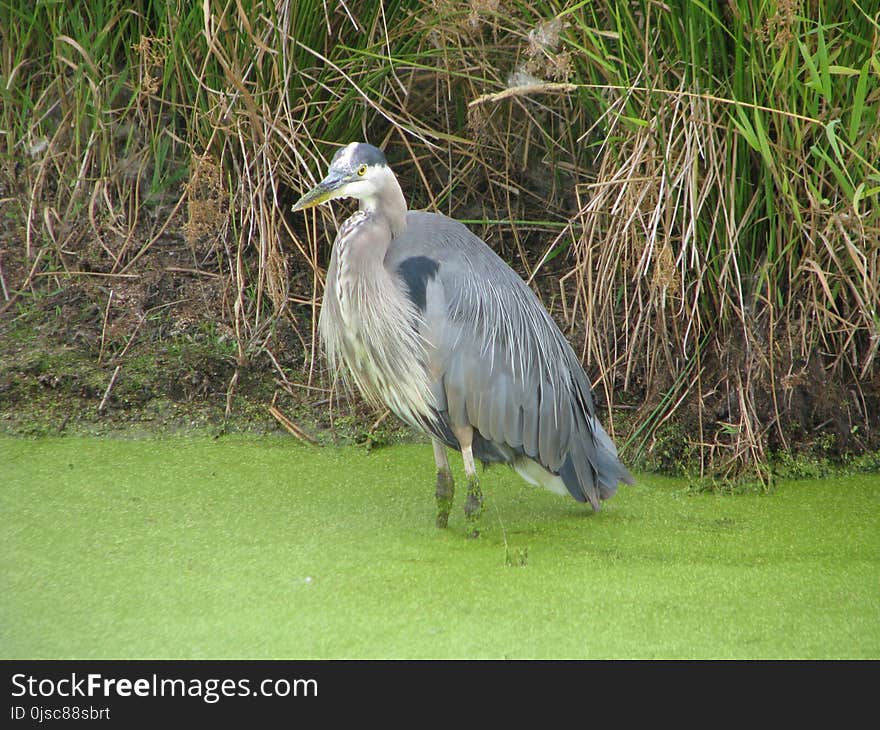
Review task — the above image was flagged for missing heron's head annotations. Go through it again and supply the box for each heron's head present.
[292,142,391,212]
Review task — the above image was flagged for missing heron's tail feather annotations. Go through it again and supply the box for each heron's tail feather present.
[593,418,635,495]
[559,418,634,510]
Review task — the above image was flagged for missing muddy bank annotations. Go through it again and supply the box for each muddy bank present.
[1,188,878,474]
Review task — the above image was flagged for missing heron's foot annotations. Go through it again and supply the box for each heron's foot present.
[464,475,483,538]
[435,467,455,529]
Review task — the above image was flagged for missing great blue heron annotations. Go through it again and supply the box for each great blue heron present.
[292,142,633,534]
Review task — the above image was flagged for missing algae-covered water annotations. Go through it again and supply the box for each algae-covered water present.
[1,435,878,659]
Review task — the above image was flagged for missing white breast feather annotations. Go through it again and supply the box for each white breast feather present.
[319,218,436,433]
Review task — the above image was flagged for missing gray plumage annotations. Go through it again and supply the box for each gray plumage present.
[293,142,633,528]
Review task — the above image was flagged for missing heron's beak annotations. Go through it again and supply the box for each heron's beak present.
[291,174,345,212]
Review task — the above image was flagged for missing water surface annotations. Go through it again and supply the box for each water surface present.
[2,435,878,658]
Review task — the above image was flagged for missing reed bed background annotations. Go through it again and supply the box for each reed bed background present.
[1,0,878,483]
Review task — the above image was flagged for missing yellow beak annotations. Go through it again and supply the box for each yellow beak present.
[291,174,344,212]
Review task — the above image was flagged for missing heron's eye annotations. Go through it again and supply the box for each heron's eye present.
[357,165,367,177]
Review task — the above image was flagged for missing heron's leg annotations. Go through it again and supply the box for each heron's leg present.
[432,439,455,529]
[453,426,483,537]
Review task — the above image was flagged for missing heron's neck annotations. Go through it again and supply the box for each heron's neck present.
[360,167,407,238]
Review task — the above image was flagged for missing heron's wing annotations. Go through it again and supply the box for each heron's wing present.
[386,212,633,508]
